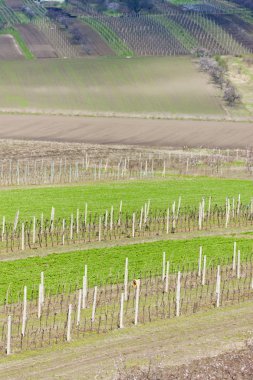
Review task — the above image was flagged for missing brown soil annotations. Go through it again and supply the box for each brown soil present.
[120,346,253,379]
[0,35,23,60]
[0,114,252,148]
[0,302,252,379]
[4,0,21,9]
[16,24,58,58]
[68,20,114,55]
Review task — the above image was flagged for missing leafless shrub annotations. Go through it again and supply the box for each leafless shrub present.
[199,56,241,106]
[223,82,241,105]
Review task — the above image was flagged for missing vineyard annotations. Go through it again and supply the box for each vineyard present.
[1,242,253,355]
[82,12,251,56]
[1,197,253,255]
[0,0,252,59]
[0,146,253,186]
[0,0,253,377]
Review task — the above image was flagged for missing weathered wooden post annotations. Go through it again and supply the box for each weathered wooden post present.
[38,283,42,319]
[166,207,170,234]
[216,265,221,308]
[198,246,202,277]
[232,197,235,218]
[237,194,241,216]
[21,286,27,336]
[21,223,25,251]
[118,201,122,226]
[32,216,36,245]
[237,250,241,279]
[105,210,108,229]
[119,293,124,329]
[62,219,65,245]
[70,214,73,240]
[225,198,230,228]
[1,216,5,242]
[110,206,114,231]
[67,304,72,342]
[232,242,236,272]
[198,203,202,230]
[208,196,211,219]
[98,216,102,242]
[77,289,82,326]
[172,201,176,231]
[201,197,205,221]
[176,271,181,317]
[176,196,181,220]
[13,210,19,232]
[50,207,55,231]
[165,261,170,293]
[76,209,79,235]
[91,286,98,322]
[6,315,11,355]
[162,252,166,280]
[82,265,88,309]
[124,258,128,301]
[139,207,143,232]
[41,213,44,231]
[202,255,206,286]
[134,279,140,325]
[41,272,44,304]
[132,213,135,238]
[163,160,166,177]
[84,203,88,226]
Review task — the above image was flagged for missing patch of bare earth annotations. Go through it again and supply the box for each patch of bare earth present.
[4,0,21,9]
[68,20,114,55]
[16,24,58,58]
[0,302,253,379]
[0,114,252,148]
[118,345,253,379]
[0,35,23,60]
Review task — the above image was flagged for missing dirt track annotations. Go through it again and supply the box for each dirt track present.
[0,302,252,379]
[0,35,23,60]
[0,114,252,148]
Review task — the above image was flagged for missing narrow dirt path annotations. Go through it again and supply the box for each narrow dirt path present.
[0,302,252,379]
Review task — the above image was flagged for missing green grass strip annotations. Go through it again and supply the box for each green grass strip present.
[0,177,252,222]
[1,236,252,303]
[0,27,34,59]
[81,16,133,57]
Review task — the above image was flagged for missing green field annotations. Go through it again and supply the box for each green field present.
[0,177,251,221]
[0,235,252,302]
[0,56,224,116]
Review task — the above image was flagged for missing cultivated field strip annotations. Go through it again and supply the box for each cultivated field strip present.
[33,19,83,58]
[79,10,252,56]
[1,197,253,254]
[0,147,253,186]
[1,252,253,355]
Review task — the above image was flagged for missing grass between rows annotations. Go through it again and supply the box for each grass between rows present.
[0,176,252,221]
[0,28,33,59]
[0,235,252,303]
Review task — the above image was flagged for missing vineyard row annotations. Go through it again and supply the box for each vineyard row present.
[1,250,253,355]
[1,197,253,253]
